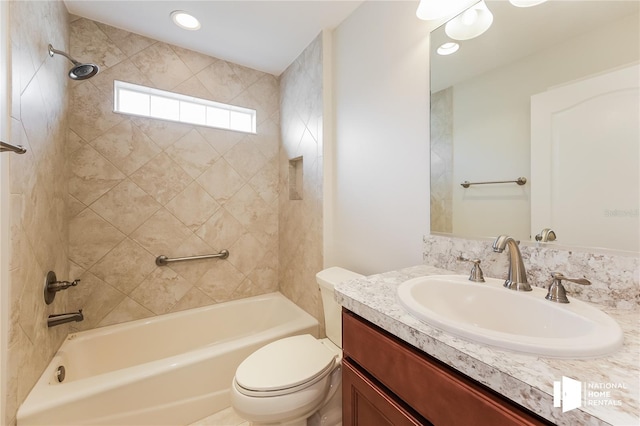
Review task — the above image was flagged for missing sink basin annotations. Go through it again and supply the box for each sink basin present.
[397,275,623,358]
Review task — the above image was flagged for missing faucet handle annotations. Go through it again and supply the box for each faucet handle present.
[545,272,591,303]
[457,256,485,282]
[551,272,591,286]
[48,279,81,292]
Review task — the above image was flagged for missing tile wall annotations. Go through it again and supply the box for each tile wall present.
[430,88,453,233]
[6,1,70,424]
[66,17,281,329]
[278,35,325,328]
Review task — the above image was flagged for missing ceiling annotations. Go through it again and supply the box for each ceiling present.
[430,0,640,91]
[64,0,364,76]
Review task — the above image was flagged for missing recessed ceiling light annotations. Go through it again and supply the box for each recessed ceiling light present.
[171,10,201,30]
[437,42,460,56]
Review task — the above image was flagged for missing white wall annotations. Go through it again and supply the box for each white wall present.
[452,64,532,240]
[328,1,431,275]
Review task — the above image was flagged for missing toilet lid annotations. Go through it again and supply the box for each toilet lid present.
[235,334,337,393]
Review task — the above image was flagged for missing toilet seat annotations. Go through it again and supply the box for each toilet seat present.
[235,334,337,397]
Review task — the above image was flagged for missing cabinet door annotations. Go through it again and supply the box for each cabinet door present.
[343,359,428,426]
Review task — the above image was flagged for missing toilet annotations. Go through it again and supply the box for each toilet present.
[230,267,363,426]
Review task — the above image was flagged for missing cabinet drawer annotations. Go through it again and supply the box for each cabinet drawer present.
[342,310,550,426]
[343,359,428,426]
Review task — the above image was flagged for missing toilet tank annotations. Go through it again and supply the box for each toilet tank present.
[316,267,364,348]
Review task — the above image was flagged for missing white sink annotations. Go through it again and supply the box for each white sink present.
[397,275,623,358]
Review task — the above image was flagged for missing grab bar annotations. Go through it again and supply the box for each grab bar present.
[461,177,527,188]
[0,141,27,154]
[155,250,229,266]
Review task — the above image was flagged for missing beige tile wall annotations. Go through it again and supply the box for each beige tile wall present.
[430,87,453,233]
[6,1,70,424]
[66,16,281,330]
[278,35,325,328]
[5,8,317,424]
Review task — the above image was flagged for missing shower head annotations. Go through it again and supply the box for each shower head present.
[48,44,99,80]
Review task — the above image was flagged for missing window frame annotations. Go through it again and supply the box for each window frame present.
[113,80,257,134]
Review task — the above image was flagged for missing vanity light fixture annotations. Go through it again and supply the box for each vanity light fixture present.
[171,10,201,30]
[416,0,471,21]
[445,0,493,41]
[437,42,460,56]
[508,0,548,7]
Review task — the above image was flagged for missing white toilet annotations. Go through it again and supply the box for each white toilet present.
[230,267,363,426]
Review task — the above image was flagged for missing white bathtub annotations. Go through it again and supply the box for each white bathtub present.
[17,292,319,425]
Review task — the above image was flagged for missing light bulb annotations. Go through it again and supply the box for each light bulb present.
[445,1,493,41]
[416,0,472,21]
[460,9,478,26]
[509,0,547,7]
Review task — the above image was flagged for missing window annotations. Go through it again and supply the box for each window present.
[113,80,256,134]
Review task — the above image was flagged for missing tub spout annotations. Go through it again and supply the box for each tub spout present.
[48,310,83,327]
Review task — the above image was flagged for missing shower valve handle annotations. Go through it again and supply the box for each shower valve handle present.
[44,271,81,305]
[48,279,80,292]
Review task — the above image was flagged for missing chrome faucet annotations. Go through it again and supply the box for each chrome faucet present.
[492,235,531,291]
[47,310,83,327]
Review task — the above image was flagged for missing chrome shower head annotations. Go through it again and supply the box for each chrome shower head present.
[48,44,99,80]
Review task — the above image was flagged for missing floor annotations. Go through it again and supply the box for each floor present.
[189,406,250,426]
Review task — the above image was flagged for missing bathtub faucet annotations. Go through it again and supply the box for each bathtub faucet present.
[48,310,83,327]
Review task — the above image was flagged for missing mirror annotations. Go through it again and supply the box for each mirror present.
[430,0,639,252]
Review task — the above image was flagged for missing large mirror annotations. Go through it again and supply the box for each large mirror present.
[430,1,639,252]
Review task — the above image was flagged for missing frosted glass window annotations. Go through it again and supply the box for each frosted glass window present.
[150,95,179,121]
[207,106,230,128]
[114,80,256,133]
[180,101,206,125]
[230,111,253,133]
[118,89,150,116]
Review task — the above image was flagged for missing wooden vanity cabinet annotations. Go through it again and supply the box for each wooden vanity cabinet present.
[343,359,429,426]
[342,310,552,426]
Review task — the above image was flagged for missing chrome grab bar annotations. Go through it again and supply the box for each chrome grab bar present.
[0,141,27,154]
[156,250,229,266]
[461,177,527,188]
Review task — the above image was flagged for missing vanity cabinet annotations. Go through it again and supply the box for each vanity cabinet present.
[342,310,552,426]
[343,359,428,426]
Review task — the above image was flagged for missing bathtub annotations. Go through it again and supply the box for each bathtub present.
[17,292,319,425]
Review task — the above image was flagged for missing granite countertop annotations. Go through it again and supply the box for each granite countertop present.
[335,265,640,426]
